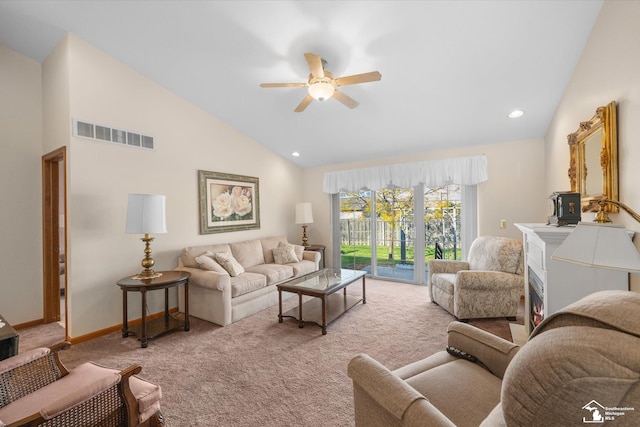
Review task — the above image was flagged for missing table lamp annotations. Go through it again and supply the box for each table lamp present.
[126,194,167,279]
[295,202,314,247]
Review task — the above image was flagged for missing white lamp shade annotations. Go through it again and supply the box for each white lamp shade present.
[125,194,167,234]
[295,202,314,224]
[552,222,640,272]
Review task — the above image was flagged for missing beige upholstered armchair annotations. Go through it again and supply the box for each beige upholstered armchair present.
[427,236,524,321]
[0,342,163,426]
[348,290,640,427]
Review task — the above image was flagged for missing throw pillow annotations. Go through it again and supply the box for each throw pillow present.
[214,252,245,277]
[278,241,304,262]
[194,252,228,274]
[273,246,299,265]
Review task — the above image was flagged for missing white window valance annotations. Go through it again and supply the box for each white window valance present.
[322,155,488,194]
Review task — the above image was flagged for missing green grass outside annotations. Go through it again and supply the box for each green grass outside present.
[340,244,462,270]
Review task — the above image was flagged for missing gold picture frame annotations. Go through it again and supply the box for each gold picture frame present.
[199,170,260,234]
[567,101,618,212]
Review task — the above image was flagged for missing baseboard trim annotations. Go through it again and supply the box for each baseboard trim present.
[68,307,180,345]
[13,308,179,345]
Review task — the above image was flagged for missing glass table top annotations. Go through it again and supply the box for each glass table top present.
[281,268,366,293]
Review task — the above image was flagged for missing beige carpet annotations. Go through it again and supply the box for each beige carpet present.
[18,279,519,426]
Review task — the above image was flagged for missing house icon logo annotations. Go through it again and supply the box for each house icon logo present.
[582,400,605,423]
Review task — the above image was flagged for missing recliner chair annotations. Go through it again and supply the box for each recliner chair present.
[348,290,640,426]
[428,236,524,321]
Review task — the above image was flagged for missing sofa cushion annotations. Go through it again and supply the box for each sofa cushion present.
[260,236,288,264]
[194,252,228,274]
[230,273,267,297]
[214,252,245,277]
[290,260,318,277]
[180,244,231,268]
[273,246,299,265]
[230,239,265,268]
[245,264,294,285]
[278,241,304,262]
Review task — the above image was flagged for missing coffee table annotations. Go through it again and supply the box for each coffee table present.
[277,268,366,335]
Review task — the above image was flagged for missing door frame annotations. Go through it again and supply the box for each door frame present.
[42,147,67,328]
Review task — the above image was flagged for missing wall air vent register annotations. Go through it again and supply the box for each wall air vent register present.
[73,119,154,150]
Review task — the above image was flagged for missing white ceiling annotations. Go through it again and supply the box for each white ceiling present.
[0,1,603,168]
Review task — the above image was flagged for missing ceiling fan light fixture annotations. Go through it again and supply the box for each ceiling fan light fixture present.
[308,81,335,101]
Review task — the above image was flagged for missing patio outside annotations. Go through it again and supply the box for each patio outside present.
[340,185,462,283]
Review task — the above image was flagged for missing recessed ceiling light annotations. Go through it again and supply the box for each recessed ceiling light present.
[291,151,300,157]
[508,109,525,119]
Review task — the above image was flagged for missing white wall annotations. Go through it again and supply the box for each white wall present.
[303,138,546,266]
[545,1,640,292]
[0,45,43,325]
[44,35,304,338]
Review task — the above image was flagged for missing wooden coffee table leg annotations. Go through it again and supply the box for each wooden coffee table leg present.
[184,282,190,331]
[321,296,327,335]
[278,288,283,323]
[298,292,304,328]
[362,276,367,304]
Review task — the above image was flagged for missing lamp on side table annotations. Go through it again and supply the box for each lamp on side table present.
[295,202,314,247]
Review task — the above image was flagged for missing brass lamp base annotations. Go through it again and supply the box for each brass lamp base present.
[592,198,640,224]
[131,270,163,280]
[301,224,310,247]
[131,234,163,280]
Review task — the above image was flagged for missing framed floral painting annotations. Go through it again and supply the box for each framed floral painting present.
[198,170,260,234]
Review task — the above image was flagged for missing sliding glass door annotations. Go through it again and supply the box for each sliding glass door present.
[374,188,415,281]
[338,184,465,284]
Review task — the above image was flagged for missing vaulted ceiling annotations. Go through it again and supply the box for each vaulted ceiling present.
[0,1,603,168]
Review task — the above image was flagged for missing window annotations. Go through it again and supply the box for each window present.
[336,184,472,284]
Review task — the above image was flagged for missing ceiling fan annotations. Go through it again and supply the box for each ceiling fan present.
[260,52,382,112]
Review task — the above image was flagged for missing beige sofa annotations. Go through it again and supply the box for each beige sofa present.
[348,290,640,426]
[176,235,321,326]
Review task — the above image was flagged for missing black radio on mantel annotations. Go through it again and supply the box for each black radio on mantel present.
[547,191,581,226]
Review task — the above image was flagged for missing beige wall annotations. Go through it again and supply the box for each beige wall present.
[545,0,640,292]
[0,45,43,325]
[303,138,546,266]
[4,0,638,334]
[47,35,304,338]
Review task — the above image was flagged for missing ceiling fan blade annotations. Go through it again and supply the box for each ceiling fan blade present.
[335,71,382,86]
[304,52,325,79]
[260,82,307,88]
[332,90,359,109]
[294,94,314,112]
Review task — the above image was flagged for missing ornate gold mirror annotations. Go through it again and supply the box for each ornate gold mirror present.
[568,101,618,212]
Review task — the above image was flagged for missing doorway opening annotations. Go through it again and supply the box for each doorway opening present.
[42,147,67,336]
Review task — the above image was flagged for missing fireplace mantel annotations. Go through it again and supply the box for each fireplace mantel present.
[515,223,632,335]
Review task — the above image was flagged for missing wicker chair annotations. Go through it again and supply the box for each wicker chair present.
[0,342,163,427]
